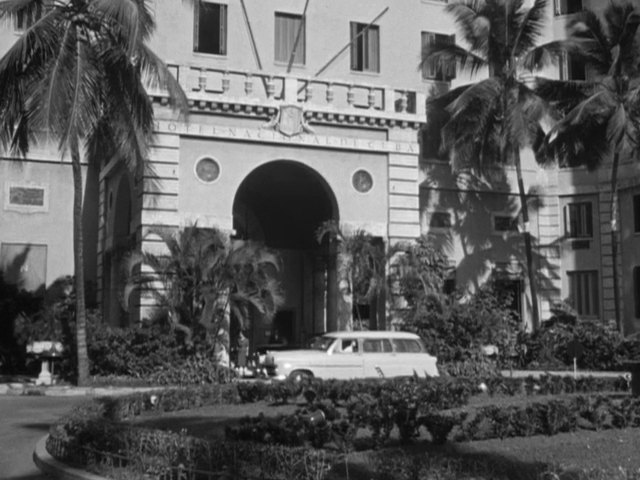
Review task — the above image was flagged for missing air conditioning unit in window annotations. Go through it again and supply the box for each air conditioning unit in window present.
[570,239,590,250]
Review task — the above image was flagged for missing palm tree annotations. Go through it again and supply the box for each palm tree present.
[124,225,284,349]
[0,0,186,384]
[316,220,386,330]
[539,1,640,330]
[422,0,563,329]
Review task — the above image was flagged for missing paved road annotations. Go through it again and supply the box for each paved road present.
[0,395,85,480]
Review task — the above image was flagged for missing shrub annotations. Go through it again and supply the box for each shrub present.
[404,284,519,365]
[429,394,640,443]
[87,320,235,384]
[517,316,624,370]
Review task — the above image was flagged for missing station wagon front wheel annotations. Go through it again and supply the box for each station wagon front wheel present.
[290,370,313,383]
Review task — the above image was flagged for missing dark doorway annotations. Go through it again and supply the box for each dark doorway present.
[233,161,338,347]
[495,278,523,322]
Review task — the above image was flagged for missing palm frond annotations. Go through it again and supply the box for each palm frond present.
[511,0,548,58]
[568,10,612,75]
[315,219,342,244]
[91,0,155,54]
[58,37,104,153]
[138,44,189,117]
[604,1,639,51]
[534,77,592,113]
[606,104,627,149]
[445,1,489,55]
[421,42,486,78]
[519,40,566,72]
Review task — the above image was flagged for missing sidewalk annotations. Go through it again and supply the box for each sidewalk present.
[0,375,164,397]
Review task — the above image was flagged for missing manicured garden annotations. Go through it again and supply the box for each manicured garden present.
[46,374,640,480]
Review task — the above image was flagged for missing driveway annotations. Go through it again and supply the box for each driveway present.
[0,395,85,480]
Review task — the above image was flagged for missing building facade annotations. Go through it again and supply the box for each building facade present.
[1,0,640,345]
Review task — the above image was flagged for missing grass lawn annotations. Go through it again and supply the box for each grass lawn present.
[131,394,640,479]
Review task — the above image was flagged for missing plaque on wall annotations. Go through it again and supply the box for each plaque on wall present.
[9,186,45,206]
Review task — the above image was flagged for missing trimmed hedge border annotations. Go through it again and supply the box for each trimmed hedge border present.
[46,374,631,477]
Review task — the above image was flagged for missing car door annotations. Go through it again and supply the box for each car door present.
[326,338,364,379]
[362,338,394,378]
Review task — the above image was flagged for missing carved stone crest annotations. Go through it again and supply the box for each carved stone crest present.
[263,105,314,137]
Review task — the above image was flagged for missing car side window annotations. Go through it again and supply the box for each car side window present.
[340,339,359,353]
[363,339,393,353]
[392,339,422,353]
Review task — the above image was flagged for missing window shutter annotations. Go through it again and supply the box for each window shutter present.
[193,0,200,52]
[275,14,285,61]
[634,195,640,233]
[368,26,379,72]
[585,202,592,236]
[634,267,640,319]
[446,34,456,79]
[297,17,305,64]
[350,22,359,70]
[219,3,227,55]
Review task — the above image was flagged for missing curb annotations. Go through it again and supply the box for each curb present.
[0,383,164,396]
[33,435,107,480]
[500,370,629,379]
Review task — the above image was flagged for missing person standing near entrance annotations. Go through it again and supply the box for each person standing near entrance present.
[237,331,249,376]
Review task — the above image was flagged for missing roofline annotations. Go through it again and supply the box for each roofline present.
[323,331,420,339]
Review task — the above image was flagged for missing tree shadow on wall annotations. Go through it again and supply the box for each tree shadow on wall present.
[421,163,559,321]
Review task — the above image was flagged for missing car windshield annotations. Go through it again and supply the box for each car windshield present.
[308,335,335,351]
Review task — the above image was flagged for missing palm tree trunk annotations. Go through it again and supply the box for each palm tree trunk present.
[71,136,90,386]
[514,148,540,330]
[610,152,621,331]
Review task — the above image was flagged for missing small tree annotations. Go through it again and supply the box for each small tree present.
[124,225,284,348]
[316,220,386,330]
[391,236,518,363]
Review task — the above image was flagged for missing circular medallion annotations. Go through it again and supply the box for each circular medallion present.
[194,157,220,183]
[352,169,373,193]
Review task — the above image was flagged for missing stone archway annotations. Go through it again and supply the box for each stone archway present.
[232,160,339,348]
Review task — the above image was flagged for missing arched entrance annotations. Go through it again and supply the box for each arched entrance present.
[233,160,338,347]
[103,173,134,326]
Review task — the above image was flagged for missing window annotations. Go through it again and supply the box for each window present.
[634,194,640,233]
[429,211,452,229]
[340,339,359,353]
[634,267,640,319]
[392,339,424,353]
[421,32,456,81]
[554,0,582,15]
[559,52,586,81]
[564,202,593,238]
[4,183,48,212]
[275,12,305,65]
[567,270,599,316]
[350,22,380,73]
[194,1,227,55]
[0,243,47,292]
[363,339,392,353]
[493,215,519,233]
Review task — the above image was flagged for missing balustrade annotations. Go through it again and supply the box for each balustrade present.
[149,64,426,121]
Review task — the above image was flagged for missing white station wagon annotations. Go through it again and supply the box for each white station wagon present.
[261,331,439,381]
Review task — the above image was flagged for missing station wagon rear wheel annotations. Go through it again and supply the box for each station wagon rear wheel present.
[290,370,313,383]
